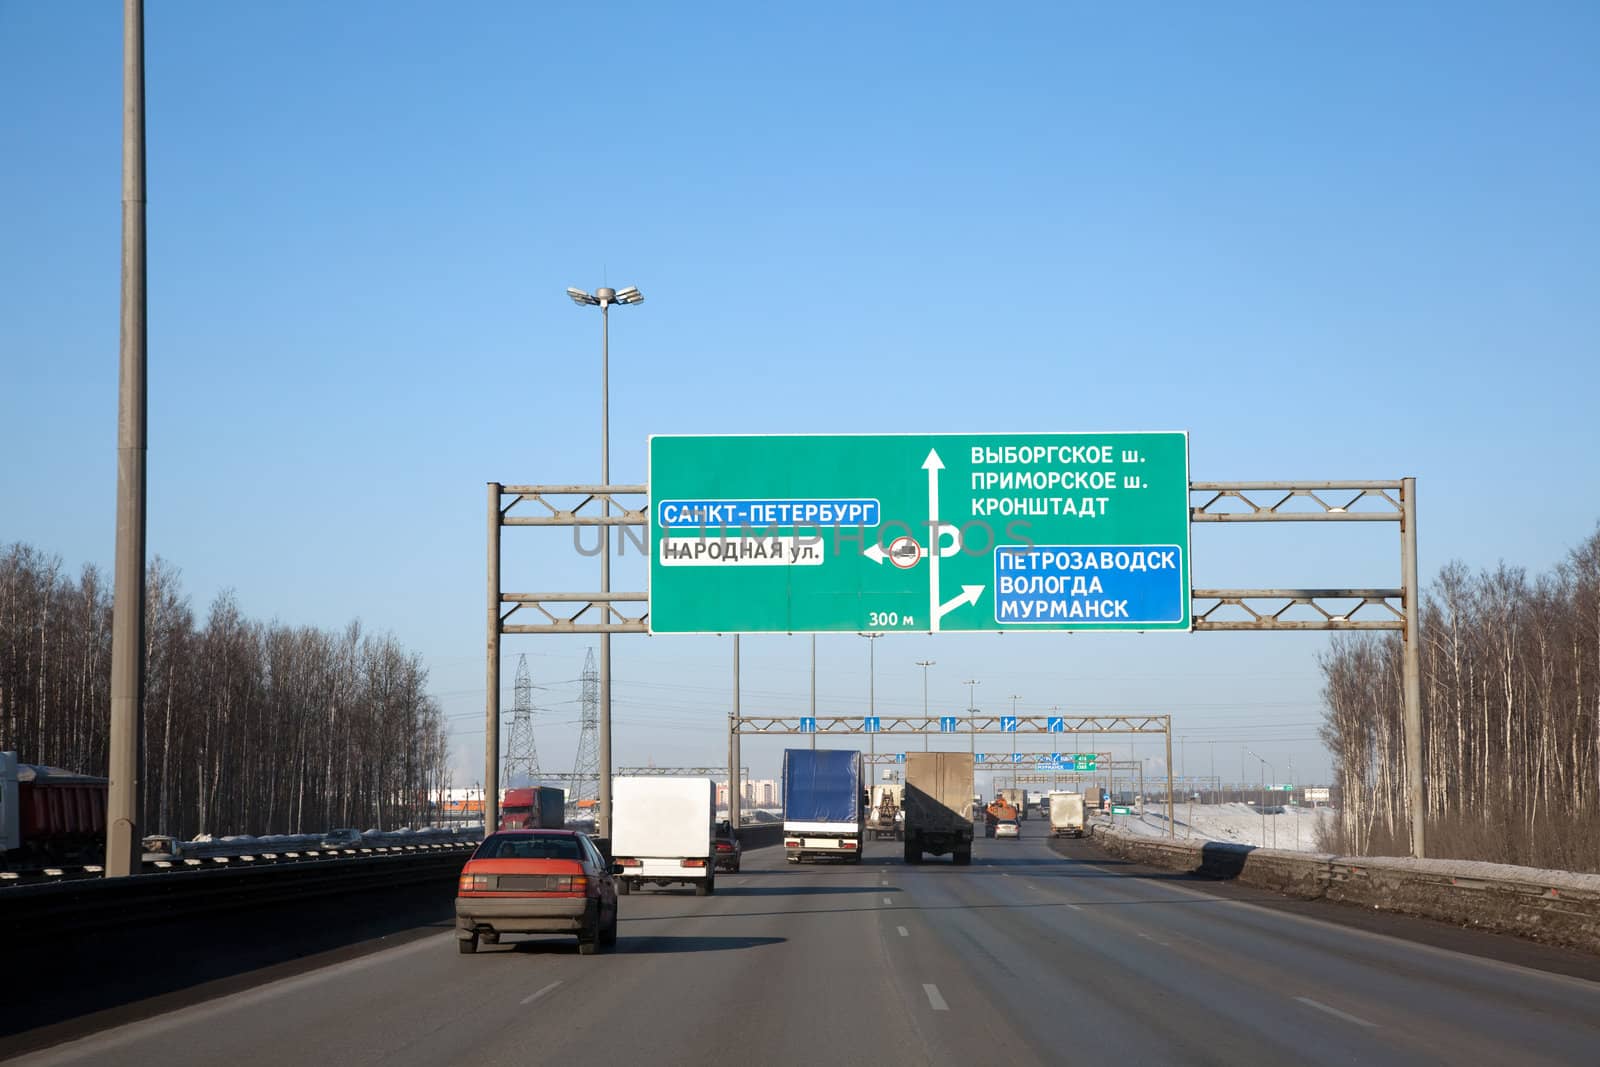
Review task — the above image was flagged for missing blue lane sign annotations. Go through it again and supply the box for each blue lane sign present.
[975,753,988,763]
[863,716,880,733]
[895,753,906,763]
[799,716,817,733]
[939,715,959,733]
[1011,753,1025,763]
[1047,716,1066,732]
[1000,716,1019,732]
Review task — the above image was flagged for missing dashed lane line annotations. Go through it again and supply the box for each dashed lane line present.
[520,981,563,1005]
[1294,997,1377,1029]
[923,984,949,1011]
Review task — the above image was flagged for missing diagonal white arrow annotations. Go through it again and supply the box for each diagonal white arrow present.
[924,448,944,631]
[937,584,985,621]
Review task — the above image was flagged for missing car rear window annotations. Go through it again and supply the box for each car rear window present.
[476,834,582,860]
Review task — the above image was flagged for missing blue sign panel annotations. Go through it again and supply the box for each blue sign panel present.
[939,716,959,733]
[658,498,880,529]
[863,716,880,733]
[975,753,988,763]
[1011,753,1025,763]
[799,716,817,733]
[1047,716,1066,732]
[1000,716,1019,732]
[994,545,1187,626]
[895,753,906,763]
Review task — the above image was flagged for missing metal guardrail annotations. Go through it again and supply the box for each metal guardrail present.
[1,845,473,942]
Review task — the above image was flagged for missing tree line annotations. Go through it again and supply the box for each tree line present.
[1320,524,1600,871]
[0,542,448,841]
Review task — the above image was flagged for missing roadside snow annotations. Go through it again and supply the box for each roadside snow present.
[1107,803,1335,851]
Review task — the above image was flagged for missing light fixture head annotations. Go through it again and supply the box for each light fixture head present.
[567,287,600,306]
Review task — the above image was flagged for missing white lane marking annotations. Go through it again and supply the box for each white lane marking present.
[1295,996,1377,1029]
[897,926,909,937]
[1065,903,1083,911]
[923,983,949,1011]
[520,980,563,1005]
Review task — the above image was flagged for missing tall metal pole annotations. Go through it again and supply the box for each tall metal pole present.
[106,0,148,878]
[917,660,934,751]
[810,635,816,752]
[864,633,881,765]
[598,301,612,839]
[485,483,502,834]
[1260,758,1266,847]
[729,636,741,829]
[1165,719,1175,837]
[1401,476,1425,859]
[964,679,978,755]
[1009,695,1021,768]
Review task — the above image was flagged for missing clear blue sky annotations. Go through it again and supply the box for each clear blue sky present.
[4,2,1597,790]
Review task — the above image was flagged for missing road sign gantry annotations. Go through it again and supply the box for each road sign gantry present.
[732,714,1170,736]
[865,751,1109,767]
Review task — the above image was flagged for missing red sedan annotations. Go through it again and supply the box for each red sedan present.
[455,829,619,955]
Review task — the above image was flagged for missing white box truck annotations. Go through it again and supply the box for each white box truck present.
[1049,791,1086,837]
[609,776,717,896]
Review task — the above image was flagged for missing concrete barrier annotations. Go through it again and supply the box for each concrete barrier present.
[1089,826,1600,952]
[737,823,785,850]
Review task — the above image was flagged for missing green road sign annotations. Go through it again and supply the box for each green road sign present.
[1110,805,1133,815]
[648,432,1191,634]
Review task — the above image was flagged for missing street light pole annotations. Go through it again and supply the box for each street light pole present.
[567,284,642,840]
[1009,694,1022,781]
[862,633,882,764]
[729,635,740,830]
[916,660,934,752]
[107,0,148,878]
[963,679,979,756]
[810,635,817,752]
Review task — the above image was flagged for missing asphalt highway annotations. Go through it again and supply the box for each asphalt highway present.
[20,821,1600,1065]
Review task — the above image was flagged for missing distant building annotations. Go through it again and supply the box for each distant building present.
[717,778,780,809]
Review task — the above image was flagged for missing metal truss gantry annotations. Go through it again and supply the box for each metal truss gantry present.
[729,715,1176,833]
[488,477,1424,855]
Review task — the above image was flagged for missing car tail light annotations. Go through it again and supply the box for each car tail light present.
[785,840,801,849]
[616,857,641,868]
[546,875,588,893]
[681,858,707,868]
[458,873,490,892]
[840,840,858,850]
[715,841,734,852]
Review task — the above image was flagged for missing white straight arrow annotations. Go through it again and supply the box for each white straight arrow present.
[924,449,943,631]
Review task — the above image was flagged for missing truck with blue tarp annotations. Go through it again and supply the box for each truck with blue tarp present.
[782,749,865,864]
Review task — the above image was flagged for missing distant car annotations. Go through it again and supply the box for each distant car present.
[714,820,742,872]
[320,828,363,851]
[454,829,618,956]
[995,819,1020,839]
